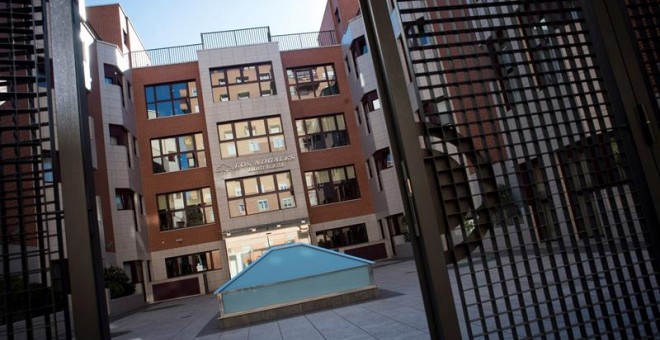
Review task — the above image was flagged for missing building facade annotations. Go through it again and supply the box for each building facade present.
[79,6,394,302]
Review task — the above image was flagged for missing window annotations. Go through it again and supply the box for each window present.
[281,197,295,208]
[217,116,285,159]
[305,165,360,206]
[361,91,381,113]
[165,250,221,278]
[316,223,368,249]
[374,148,393,170]
[115,189,134,210]
[43,156,54,183]
[42,151,58,183]
[405,17,430,47]
[287,64,339,100]
[520,11,565,86]
[109,124,131,167]
[36,57,48,89]
[226,172,295,217]
[132,136,138,156]
[366,159,373,178]
[145,81,199,119]
[362,91,380,134]
[486,29,518,110]
[334,7,341,24]
[157,188,215,231]
[351,36,368,78]
[210,63,276,102]
[374,148,394,191]
[104,63,122,86]
[295,114,349,152]
[257,200,269,211]
[151,133,206,173]
[109,124,127,146]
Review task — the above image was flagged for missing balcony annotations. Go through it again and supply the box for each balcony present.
[129,27,338,68]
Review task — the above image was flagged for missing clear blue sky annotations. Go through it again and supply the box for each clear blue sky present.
[84,0,329,50]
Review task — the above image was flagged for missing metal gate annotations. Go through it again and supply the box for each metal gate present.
[0,0,71,338]
[361,0,660,338]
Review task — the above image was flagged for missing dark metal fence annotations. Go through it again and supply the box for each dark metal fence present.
[0,0,70,338]
[363,0,660,338]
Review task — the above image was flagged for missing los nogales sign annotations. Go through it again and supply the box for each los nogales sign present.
[216,155,296,177]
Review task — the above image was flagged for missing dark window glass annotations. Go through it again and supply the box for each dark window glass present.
[286,64,339,100]
[217,116,285,159]
[145,81,199,119]
[373,148,393,191]
[316,223,368,249]
[305,165,360,206]
[351,36,368,78]
[361,90,380,113]
[157,188,215,231]
[405,17,430,47]
[295,114,349,152]
[520,9,565,86]
[165,250,222,278]
[151,133,206,173]
[115,188,134,210]
[210,63,275,102]
[225,171,295,218]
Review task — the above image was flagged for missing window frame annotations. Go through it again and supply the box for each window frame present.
[315,223,369,249]
[286,64,339,100]
[145,80,199,119]
[350,36,368,79]
[165,250,222,278]
[157,188,215,231]
[305,165,361,206]
[209,62,276,102]
[295,113,350,152]
[225,171,295,218]
[217,116,286,159]
[151,133,206,174]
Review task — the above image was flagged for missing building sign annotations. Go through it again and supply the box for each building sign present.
[216,155,296,177]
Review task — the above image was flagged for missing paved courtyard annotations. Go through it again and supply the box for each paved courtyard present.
[109,258,431,340]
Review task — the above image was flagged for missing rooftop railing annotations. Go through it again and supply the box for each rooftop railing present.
[130,43,203,68]
[128,27,338,68]
[272,31,337,51]
[201,26,271,50]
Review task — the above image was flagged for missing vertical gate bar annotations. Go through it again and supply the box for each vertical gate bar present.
[360,0,461,339]
[50,0,110,339]
[580,0,660,263]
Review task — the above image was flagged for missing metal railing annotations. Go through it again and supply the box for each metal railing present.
[272,31,337,51]
[128,27,339,68]
[201,26,271,50]
[129,43,202,68]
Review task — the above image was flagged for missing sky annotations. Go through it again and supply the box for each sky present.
[84,0,329,50]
